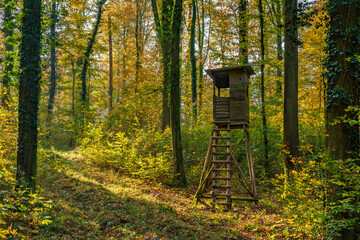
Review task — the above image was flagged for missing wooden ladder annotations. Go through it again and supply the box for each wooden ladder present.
[211,122,231,210]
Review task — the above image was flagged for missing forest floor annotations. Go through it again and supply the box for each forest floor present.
[33,149,290,240]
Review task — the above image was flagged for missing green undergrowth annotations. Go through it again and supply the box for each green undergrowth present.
[0,109,53,239]
[79,125,173,183]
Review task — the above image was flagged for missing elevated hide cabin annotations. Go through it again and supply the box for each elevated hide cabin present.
[206,66,255,127]
[195,66,257,211]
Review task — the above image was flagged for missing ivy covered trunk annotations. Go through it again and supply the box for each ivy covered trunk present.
[238,0,248,64]
[325,0,360,239]
[151,0,172,130]
[80,0,107,117]
[197,0,205,113]
[283,0,299,171]
[190,0,197,121]
[17,0,42,191]
[152,0,187,186]
[258,0,269,173]
[47,1,58,122]
[1,0,15,109]
[170,0,187,186]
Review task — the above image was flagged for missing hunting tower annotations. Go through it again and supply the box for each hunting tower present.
[195,66,257,210]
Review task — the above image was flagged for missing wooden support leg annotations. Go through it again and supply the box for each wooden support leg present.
[245,128,257,197]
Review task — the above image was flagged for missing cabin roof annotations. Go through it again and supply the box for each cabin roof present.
[205,65,255,89]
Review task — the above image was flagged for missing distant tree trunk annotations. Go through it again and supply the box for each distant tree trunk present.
[121,22,128,96]
[135,0,142,93]
[80,0,107,115]
[259,0,269,170]
[69,59,76,148]
[283,0,299,171]
[71,60,76,119]
[170,0,187,186]
[17,0,42,191]
[108,16,113,112]
[47,1,58,122]
[151,0,171,130]
[325,1,360,239]
[1,0,15,109]
[190,0,197,121]
[238,0,248,64]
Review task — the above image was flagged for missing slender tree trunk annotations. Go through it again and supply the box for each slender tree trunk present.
[283,0,299,171]
[17,0,42,191]
[108,16,113,112]
[170,0,187,186]
[190,0,197,121]
[197,0,205,113]
[1,0,15,109]
[135,0,141,93]
[71,60,76,119]
[259,0,270,172]
[325,1,360,239]
[275,0,283,94]
[69,59,76,147]
[80,0,107,115]
[238,0,248,64]
[47,1,58,122]
[122,22,127,96]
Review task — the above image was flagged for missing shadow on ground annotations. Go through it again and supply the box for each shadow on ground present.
[35,150,253,240]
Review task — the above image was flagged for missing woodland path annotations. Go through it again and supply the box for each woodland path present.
[35,150,282,239]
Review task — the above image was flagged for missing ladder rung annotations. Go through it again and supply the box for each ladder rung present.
[213,193,232,197]
[213,128,230,132]
[212,144,230,147]
[212,136,230,139]
[212,168,230,171]
[213,121,230,124]
[213,185,231,188]
[212,160,230,163]
[213,152,229,155]
[212,177,231,180]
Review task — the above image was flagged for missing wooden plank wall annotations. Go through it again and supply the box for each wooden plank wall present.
[229,71,249,122]
[214,97,230,121]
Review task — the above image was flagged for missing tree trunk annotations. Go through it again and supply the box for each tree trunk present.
[135,0,142,94]
[161,50,171,130]
[121,22,127,96]
[238,0,248,64]
[275,0,283,95]
[80,0,107,115]
[197,0,205,113]
[1,0,15,109]
[69,59,76,148]
[283,0,299,171]
[151,0,187,185]
[325,1,360,239]
[190,0,197,121]
[17,0,42,191]
[151,0,171,130]
[47,1,58,122]
[108,16,113,112]
[170,0,187,186]
[259,0,269,171]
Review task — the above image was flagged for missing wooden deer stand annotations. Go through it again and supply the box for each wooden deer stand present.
[195,66,257,211]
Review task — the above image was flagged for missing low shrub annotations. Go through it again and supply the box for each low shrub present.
[80,125,173,183]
